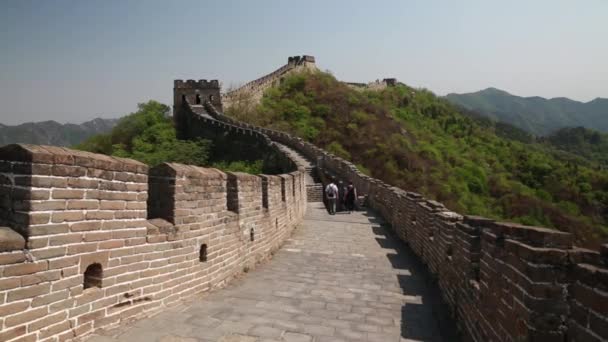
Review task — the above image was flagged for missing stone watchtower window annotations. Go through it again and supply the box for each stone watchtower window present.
[209,94,215,102]
[83,263,103,289]
[195,94,201,104]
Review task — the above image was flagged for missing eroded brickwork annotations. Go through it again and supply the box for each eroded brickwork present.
[0,144,307,342]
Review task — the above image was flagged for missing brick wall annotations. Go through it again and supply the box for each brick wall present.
[0,144,307,342]
[221,55,317,108]
[314,150,608,342]
[207,104,608,342]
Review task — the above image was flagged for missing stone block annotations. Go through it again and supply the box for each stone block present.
[0,226,25,251]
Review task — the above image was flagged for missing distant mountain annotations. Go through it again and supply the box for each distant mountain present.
[444,88,608,136]
[0,118,118,147]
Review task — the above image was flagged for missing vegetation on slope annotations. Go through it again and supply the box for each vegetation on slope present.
[77,101,263,173]
[541,127,608,167]
[227,72,608,247]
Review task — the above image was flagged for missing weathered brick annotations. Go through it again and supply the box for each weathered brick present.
[99,240,124,249]
[77,309,105,325]
[127,201,147,210]
[12,188,50,200]
[3,261,48,276]
[71,221,102,232]
[0,252,26,265]
[83,231,112,242]
[0,325,26,341]
[49,255,79,269]
[49,233,83,246]
[0,277,21,290]
[51,276,82,292]
[99,181,127,191]
[26,236,48,249]
[61,265,79,277]
[5,306,48,327]
[28,223,70,236]
[52,188,85,199]
[39,320,72,339]
[14,175,68,188]
[30,246,67,259]
[22,200,67,211]
[0,300,29,316]
[67,243,98,255]
[86,211,115,220]
[31,289,70,307]
[28,212,51,225]
[28,310,67,331]
[100,200,126,210]
[67,177,100,189]
[8,283,51,301]
[67,200,99,210]
[21,269,61,286]
[52,165,86,177]
[52,211,85,223]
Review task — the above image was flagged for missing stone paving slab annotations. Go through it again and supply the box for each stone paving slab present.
[88,203,458,342]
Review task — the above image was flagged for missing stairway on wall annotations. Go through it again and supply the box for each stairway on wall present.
[275,143,324,202]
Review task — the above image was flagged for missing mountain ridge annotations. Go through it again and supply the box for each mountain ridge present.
[444,88,608,135]
[0,117,118,147]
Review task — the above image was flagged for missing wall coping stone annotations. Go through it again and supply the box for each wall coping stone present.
[0,144,148,173]
[0,226,26,252]
[150,162,226,179]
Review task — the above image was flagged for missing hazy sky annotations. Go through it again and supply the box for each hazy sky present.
[1,0,606,125]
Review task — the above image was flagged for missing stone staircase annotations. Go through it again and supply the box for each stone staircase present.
[305,166,324,202]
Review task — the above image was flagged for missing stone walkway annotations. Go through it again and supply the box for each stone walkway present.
[89,203,457,342]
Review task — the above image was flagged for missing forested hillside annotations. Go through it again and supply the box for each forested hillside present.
[444,87,608,135]
[77,101,263,173]
[227,72,608,247]
[542,127,608,167]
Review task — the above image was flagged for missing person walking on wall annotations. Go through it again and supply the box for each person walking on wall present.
[325,181,339,215]
[345,181,357,213]
[337,180,345,212]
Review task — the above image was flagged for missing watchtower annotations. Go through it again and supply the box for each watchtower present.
[174,79,222,138]
[174,79,222,110]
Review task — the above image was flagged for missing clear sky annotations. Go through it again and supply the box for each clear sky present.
[1,0,606,125]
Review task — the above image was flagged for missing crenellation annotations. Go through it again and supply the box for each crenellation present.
[0,138,306,342]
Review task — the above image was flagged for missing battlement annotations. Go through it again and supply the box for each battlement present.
[173,79,220,89]
[0,143,306,341]
[287,55,316,65]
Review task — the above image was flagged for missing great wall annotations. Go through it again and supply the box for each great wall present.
[0,55,606,342]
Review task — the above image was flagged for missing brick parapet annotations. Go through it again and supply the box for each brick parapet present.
[0,143,306,342]
[208,99,608,341]
[221,55,317,108]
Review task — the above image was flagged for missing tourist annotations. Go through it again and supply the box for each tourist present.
[337,180,345,212]
[325,181,339,215]
[345,181,357,213]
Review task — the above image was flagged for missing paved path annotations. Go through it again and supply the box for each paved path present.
[89,203,456,342]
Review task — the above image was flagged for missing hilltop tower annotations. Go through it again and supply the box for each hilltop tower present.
[173,79,222,138]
